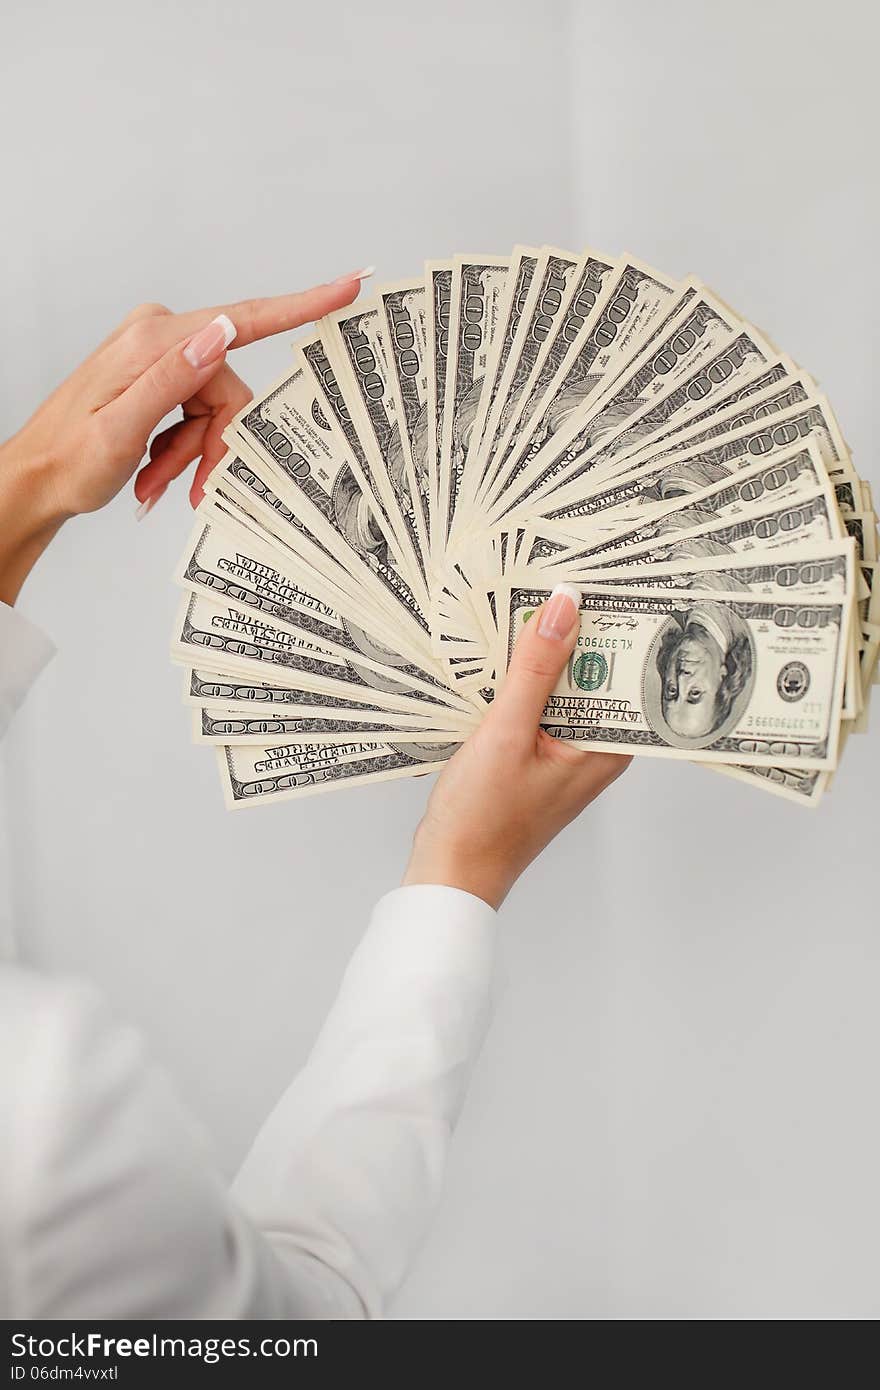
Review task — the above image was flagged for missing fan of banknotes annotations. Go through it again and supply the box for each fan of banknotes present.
[170,247,879,809]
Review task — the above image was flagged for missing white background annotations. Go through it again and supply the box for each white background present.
[2,0,878,1317]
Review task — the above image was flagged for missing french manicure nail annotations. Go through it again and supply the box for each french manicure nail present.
[331,265,375,286]
[538,583,581,641]
[135,483,168,521]
[183,313,237,368]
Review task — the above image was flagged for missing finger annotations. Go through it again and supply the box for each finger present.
[189,423,248,508]
[189,451,225,508]
[149,412,207,461]
[541,733,632,792]
[146,273,371,353]
[134,415,210,503]
[570,750,632,801]
[90,276,369,410]
[97,324,235,454]
[98,301,171,354]
[133,359,251,506]
[492,584,582,736]
[80,301,172,372]
[187,367,253,506]
[588,752,632,788]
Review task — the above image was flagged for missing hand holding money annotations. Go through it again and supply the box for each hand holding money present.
[164,245,877,810]
[403,586,629,908]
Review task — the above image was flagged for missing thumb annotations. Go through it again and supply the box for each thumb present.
[493,583,582,734]
[100,314,236,449]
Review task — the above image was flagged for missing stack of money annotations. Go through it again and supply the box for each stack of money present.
[170,248,879,809]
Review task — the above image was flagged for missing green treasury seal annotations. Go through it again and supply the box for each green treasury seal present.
[572,651,608,692]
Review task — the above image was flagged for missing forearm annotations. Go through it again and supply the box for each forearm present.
[0,432,67,605]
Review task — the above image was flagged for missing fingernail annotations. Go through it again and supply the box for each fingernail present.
[135,483,168,520]
[331,266,375,286]
[538,583,581,641]
[183,313,236,368]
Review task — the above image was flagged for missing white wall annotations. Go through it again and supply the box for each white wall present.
[2,0,878,1319]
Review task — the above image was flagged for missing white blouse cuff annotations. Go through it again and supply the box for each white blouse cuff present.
[0,601,55,734]
[364,883,498,983]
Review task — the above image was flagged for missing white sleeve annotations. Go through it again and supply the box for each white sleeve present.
[0,600,54,738]
[232,883,498,1317]
[1,885,496,1319]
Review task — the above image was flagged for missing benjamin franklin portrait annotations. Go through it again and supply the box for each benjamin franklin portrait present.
[331,463,390,568]
[644,600,755,748]
[635,457,732,507]
[341,617,422,698]
[385,404,430,511]
[451,378,485,475]
[636,506,737,562]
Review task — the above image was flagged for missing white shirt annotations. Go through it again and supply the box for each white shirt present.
[0,602,497,1318]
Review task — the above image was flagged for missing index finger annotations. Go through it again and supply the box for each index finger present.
[165,274,372,350]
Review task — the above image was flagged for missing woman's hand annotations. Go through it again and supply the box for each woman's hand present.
[404,586,630,909]
[0,271,370,604]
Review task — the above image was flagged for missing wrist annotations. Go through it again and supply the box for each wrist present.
[402,834,514,911]
[0,432,68,604]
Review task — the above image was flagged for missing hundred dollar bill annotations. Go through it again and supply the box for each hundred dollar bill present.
[651,386,852,482]
[172,592,469,718]
[167,241,876,815]
[197,484,416,664]
[859,561,879,626]
[463,246,540,486]
[296,330,427,604]
[225,361,429,640]
[425,260,453,556]
[175,518,468,706]
[196,709,468,745]
[834,478,859,513]
[615,359,798,468]
[199,482,387,621]
[706,540,857,802]
[515,540,856,603]
[859,621,880,698]
[294,331,397,533]
[210,451,440,670]
[475,250,618,506]
[501,586,850,769]
[438,256,512,542]
[185,668,456,725]
[526,483,841,574]
[519,534,862,725]
[616,366,811,472]
[552,327,777,486]
[542,398,847,529]
[844,513,877,563]
[704,761,828,808]
[209,449,371,609]
[206,466,432,677]
[482,260,683,518]
[226,368,396,578]
[465,247,581,506]
[219,738,459,810]
[550,535,862,725]
[541,443,838,563]
[379,280,432,558]
[322,300,429,595]
[499,288,749,515]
